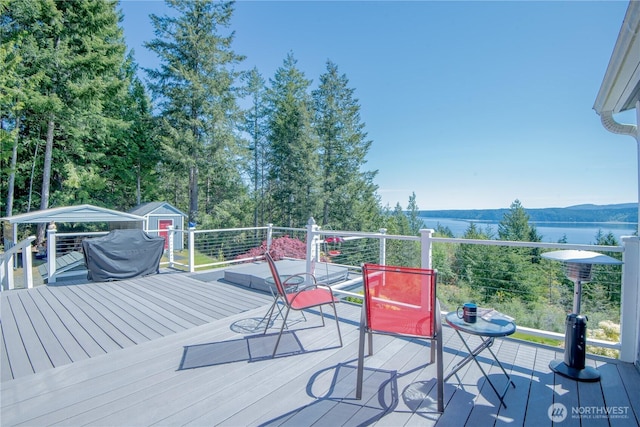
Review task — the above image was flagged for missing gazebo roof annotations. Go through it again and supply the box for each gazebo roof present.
[2,204,145,224]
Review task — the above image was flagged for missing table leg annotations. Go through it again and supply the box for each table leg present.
[445,330,515,408]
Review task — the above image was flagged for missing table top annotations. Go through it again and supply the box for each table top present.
[445,311,516,337]
[265,274,305,288]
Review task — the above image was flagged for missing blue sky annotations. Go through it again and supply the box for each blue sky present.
[119,0,638,210]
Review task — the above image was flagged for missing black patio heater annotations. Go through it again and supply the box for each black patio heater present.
[541,250,622,382]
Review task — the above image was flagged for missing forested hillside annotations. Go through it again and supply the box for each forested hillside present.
[420,203,637,223]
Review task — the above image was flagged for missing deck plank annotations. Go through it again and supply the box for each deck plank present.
[1,293,34,379]
[523,347,555,427]
[26,289,91,363]
[596,361,639,426]
[37,286,108,358]
[1,268,639,427]
[15,291,73,367]
[71,284,164,341]
[57,285,139,347]
[88,282,182,335]
[3,292,53,373]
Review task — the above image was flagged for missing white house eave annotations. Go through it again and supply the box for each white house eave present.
[2,204,146,224]
[594,0,640,116]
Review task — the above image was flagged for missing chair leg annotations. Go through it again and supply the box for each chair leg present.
[356,323,367,399]
[436,334,444,413]
[272,306,292,357]
[262,300,277,334]
[331,302,343,347]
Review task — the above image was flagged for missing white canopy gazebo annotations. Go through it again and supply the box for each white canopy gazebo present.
[2,204,146,245]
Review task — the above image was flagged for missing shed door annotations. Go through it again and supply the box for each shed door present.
[159,219,174,250]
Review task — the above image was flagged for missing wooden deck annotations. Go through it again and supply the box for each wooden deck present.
[2,267,639,426]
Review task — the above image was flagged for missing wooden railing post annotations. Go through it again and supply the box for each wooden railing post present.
[266,223,273,251]
[188,226,196,273]
[167,226,175,268]
[306,217,319,277]
[23,244,33,289]
[621,236,640,363]
[47,223,57,283]
[420,229,435,269]
[379,228,387,265]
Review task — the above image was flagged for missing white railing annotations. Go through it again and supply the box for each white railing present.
[6,218,638,364]
[46,229,108,283]
[0,236,36,291]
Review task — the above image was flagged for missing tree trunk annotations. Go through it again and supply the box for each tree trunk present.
[5,117,20,217]
[36,116,55,245]
[189,165,198,226]
[136,163,141,206]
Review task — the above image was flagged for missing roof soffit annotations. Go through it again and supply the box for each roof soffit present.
[594,1,640,115]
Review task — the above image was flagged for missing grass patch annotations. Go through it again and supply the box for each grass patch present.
[510,331,562,347]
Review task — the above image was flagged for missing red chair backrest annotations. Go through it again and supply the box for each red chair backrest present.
[362,264,437,338]
[265,252,287,298]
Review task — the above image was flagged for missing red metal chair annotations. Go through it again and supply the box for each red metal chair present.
[264,252,343,357]
[356,263,444,413]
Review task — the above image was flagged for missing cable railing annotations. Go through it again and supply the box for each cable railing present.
[6,219,637,362]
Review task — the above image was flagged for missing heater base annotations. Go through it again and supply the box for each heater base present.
[549,359,600,382]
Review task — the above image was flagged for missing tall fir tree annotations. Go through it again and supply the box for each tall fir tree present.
[266,52,318,227]
[3,0,129,241]
[145,0,245,226]
[498,199,540,242]
[312,60,376,230]
[241,67,268,227]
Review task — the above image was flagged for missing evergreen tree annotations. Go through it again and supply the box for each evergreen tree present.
[312,60,374,230]
[241,67,268,227]
[3,0,129,241]
[103,56,160,209]
[0,22,25,217]
[266,52,318,227]
[498,199,540,242]
[145,0,245,226]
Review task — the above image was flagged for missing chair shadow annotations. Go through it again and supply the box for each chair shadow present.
[258,361,461,426]
[178,326,339,370]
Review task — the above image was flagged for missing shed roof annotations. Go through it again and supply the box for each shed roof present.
[129,202,187,217]
[2,204,145,224]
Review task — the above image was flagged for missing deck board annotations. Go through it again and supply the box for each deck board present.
[2,266,639,427]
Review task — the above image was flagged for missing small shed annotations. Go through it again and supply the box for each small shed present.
[129,202,187,250]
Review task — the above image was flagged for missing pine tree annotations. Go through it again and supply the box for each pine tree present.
[145,0,245,226]
[266,52,318,227]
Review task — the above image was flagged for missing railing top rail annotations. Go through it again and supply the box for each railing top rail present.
[431,236,624,252]
[315,229,420,241]
[271,226,306,232]
[2,236,36,256]
[192,226,270,234]
[54,231,109,237]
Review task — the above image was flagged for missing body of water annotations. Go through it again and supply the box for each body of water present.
[421,217,637,245]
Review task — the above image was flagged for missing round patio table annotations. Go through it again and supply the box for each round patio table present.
[444,311,517,408]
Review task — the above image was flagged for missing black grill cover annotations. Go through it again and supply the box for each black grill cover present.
[82,229,165,281]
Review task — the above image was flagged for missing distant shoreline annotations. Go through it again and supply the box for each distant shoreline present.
[418,203,638,224]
